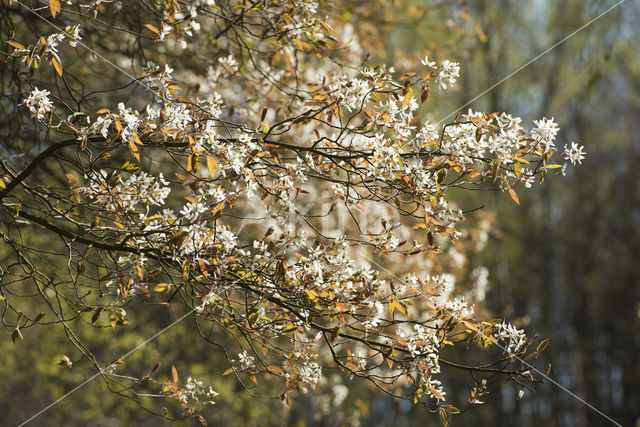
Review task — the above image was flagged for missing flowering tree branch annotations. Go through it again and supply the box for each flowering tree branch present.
[0,0,583,423]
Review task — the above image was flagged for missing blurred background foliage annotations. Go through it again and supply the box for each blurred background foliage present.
[1,0,639,425]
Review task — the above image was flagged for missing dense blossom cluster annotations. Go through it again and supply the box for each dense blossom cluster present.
[2,0,578,422]
[494,322,528,356]
[23,88,54,120]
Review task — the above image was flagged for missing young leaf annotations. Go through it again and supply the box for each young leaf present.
[50,0,61,18]
[536,338,549,353]
[207,156,217,177]
[402,86,414,109]
[145,24,160,35]
[51,57,63,76]
[508,188,520,205]
[128,140,140,161]
[7,40,25,50]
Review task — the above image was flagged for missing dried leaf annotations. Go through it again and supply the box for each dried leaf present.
[421,85,430,104]
[198,258,208,277]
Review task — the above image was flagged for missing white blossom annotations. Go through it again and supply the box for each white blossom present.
[23,88,54,120]
[437,60,460,90]
[563,142,586,165]
[494,322,527,356]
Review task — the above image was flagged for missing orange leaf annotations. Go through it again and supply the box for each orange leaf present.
[50,0,61,18]
[197,259,208,277]
[508,188,520,205]
[171,365,179,383]
[429,386,444,400]
[7,40,25,50]
[462,320,479,332]
[266,365,284,374]
[145,24,160,35]
[392,299,408,316]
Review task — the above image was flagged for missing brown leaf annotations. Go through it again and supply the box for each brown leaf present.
[198,258,208,277]
[421,85,430,104]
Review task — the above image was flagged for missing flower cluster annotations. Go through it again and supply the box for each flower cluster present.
[237,351,256,370]
[23,88,54,120]
[494,322,528,356]
[178,377,219,406]
[80,170,170,213]
[564,142,586,165]
[10,25,81,72]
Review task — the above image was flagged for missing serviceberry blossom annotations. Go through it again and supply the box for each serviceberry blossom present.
[80,170,170,213]
[299,360,323,389]
[564,142,586,165]
[494,322,527,356]
[218,54,239,73]
[444,298,474,319]
[196,291,217,313]
[23,88,54,120]
[178,377,219,406]
[423,377,446,402]
[437,60,460,90]
[91,115,112,138]
[421,55,437,69]
[237,351,256,370]
[532,117,559,149]
[63,25,82,47]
